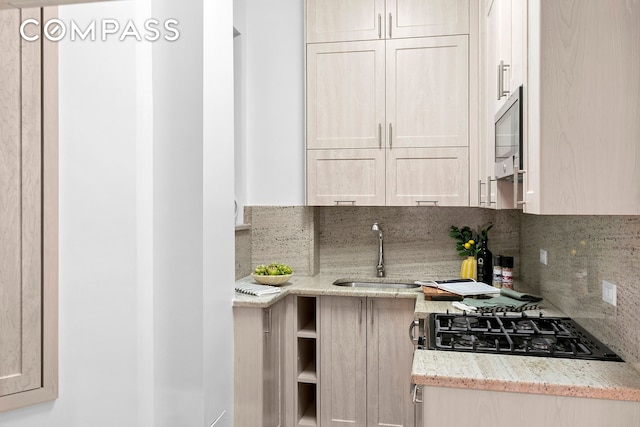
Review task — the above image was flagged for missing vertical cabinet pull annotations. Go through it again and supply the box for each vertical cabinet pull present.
[389,123,393,148]
[388,13,392,38]
[411,384,423,404]
[369,299,374,325]
[487,176,497,206]
[378,123,382,148]
[264,309,272,334]
[359,299,363,325]
[378,14,382,39]
[478,180,486,206]
[514,169,526,207]
[497,60,511,100]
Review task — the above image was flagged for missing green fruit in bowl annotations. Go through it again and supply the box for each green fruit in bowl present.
[254,263,293,276]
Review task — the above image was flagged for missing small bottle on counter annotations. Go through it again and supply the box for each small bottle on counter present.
[476,238,492,285]
[501,256,514,289]
[492,255,502,288]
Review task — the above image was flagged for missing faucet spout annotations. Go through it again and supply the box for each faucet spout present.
[371,223,385,277]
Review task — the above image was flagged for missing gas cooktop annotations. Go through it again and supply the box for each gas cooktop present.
[428,312,623,362]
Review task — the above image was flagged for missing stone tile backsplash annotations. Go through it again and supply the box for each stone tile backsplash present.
[520,215,640,369]
[243,205,520,279]
[317,207,520,279]
[238,206,640,368]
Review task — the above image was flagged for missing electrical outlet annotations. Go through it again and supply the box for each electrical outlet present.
[602,280,617,306]
[539,249,548,265]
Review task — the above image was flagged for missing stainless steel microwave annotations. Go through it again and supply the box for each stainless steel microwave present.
[495,85,523,180]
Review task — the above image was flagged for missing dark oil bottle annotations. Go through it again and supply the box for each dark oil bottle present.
[476,238,493,285]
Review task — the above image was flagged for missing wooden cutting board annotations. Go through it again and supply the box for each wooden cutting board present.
[422,286,463,301]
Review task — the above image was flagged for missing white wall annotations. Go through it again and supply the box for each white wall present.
[0,1,234,425]
[238,0,305,206]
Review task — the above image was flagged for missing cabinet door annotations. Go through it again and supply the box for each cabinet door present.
[480,0,499,207]
[320,297,367,427]
[508,0,526,93]
[388,0,469,39]
[491,0,526,113]
[264,300,286,427]
[234,299,288,427]
[386,36,468,149]
[386,147,469,206]
[307,41,385,150]
[307,149,386,206]
[366,298,415,427]
[306,0,385,43]
[0,7,43,398]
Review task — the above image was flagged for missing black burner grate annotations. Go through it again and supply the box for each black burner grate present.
[428,312,623,362]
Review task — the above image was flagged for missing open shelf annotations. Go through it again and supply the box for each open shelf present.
[297,318,317,338]
[297,383,317,427]
[297,297,317,334]
[297,338,316,380]
[297,358,317,384]
[295,296,318,427]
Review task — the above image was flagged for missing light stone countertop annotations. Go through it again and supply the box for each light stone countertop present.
[233,273,423,308]
[233,274,640,402]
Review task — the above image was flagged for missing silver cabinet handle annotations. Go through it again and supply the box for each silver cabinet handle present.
[388,13,392,38]
[378,123,382,148]
[416,200,438,206]
[369,299,374,325]
[264,308,272,334]
[411,384,423,404]
[514,169,526,207]
[408,319,420,345]
[487,176,497,205]
[388,123,393,148]
[497,60,510,100]
[359,299,363,324]
[335,200,356,205]
[478,179,485,206]
[497,62,503,100]
[378,14,382,39]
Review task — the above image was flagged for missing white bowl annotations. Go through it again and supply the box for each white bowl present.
[251,273,293,286]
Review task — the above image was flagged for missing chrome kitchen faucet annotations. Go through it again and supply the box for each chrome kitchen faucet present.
[371,223,385,277]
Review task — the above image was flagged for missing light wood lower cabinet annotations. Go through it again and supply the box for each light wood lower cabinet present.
[320,296,415,427]
[234,297,292,427]
[421,385,640,426]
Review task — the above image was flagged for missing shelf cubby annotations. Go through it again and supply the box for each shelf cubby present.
[295,296,319,426]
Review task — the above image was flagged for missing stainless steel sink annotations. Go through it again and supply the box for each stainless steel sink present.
[332,280,421,289]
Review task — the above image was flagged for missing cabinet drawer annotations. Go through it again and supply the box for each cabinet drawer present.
[307,149,386,206]
[386,147,469,206]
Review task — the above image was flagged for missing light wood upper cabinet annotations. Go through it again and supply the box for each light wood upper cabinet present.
[525,0,640,214]
[319,296,414,427]
[386,147,469,206]
[306,0,469,42]
[490,0,526,113]
[306,0,476,207]
[306,41,385,150]
[0,6,58,413]
[307,149,386,206]
[388,0,469,39]
[306,0,385,43]
[478,0,525,210]
[386,36,468,149]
